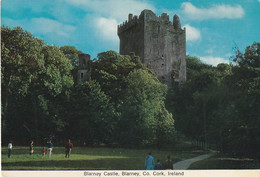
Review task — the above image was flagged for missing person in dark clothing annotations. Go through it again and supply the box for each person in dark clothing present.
[155,159,162,170]
[164,155,173,169]
[47,140,53,158]
[65,139,74,158]
[8,141,13,158]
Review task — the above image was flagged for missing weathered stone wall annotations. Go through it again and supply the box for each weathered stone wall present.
[118,9,186,87]
[118,14,145,62]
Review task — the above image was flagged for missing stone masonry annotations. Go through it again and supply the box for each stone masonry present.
[77,53,91,84]
[118,10,186,87]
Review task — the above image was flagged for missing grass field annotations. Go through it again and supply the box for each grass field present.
[188,155,260,169]
[2,146,205,170]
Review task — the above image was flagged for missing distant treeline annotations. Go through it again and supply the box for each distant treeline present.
[1,26,260,159]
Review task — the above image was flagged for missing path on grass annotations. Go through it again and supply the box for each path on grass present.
[173,151,216,169]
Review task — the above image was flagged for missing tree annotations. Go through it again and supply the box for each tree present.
[1,26,45,143]
[69,80,116,145]
[227,42,260,157]
[90,51,174,147]
[233,42,260,68]
[91,51,145,109]
[60,45,83,84]
[118,69,174,147]
[60,45,82,68]
[170,44,260,158]
[1,26,74,143]
[28,45,74,141]
[1,26,44,116]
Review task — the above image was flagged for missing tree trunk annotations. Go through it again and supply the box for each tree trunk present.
[33,95,39,144]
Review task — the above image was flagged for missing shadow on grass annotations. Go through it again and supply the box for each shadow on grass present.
[2,157,143,170]
[188,155,260,169]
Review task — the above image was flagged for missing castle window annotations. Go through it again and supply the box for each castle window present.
[80,73,84,79]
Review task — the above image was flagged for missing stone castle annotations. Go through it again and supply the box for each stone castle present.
[118,10,186,86]
[78,9,186,87]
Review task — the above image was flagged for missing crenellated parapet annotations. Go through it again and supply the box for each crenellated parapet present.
[117,14,140,35]
[173,14,182,30]
[118,10,184,35]
[159,13,170,22]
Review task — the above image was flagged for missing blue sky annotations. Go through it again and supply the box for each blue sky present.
[2,0,260,66]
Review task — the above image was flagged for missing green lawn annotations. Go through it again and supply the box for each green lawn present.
[188,155,260,169]
[2,146,205,170]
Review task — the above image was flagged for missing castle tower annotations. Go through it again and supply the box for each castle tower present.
[118,10,186,87]
[77,53,91,84]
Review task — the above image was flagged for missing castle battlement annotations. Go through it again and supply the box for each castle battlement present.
[117,14,140,34]
[118,10,184,35]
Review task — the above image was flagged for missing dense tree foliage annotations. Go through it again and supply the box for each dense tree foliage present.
[69,80,116,145]
[2,26,259,158]
[119,69,174,147]
[60,45,82,83]
[1,27,74,144]
[170,43,260,158]
[91,51,174,147]
[60,45,82,68]
[1,27,174,147]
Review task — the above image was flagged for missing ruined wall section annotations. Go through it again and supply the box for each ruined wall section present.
[172,15,186,84]
[77,53,91,84]
[118,14,145,62]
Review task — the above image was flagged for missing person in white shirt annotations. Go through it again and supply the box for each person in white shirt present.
[8,142,13,158]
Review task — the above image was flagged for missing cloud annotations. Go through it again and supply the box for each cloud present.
[205,48,214,55]
[29,18,76,37]
[2,17,76,39]
[63,0,155,43]
[181,2,244,20]
[95,17,119,42]
[3,0,155,47]
[1,17,25,27]
[200,56,230,66]
[183,24,201,42]
[63,0,155,21]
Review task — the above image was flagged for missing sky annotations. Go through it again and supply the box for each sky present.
[1,0,260,66]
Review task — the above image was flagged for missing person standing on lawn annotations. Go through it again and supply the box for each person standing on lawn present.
[29,140,34,155]
[42,146,46,158]
[145,152,154,170]
[65,139,74,158]
[155,159,162,170]
[164,155,173,169]
[8,141,13,158]
[47,140,53,158]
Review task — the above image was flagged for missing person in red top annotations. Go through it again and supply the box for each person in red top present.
[42,146,46,158]
[65,139,74,158]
